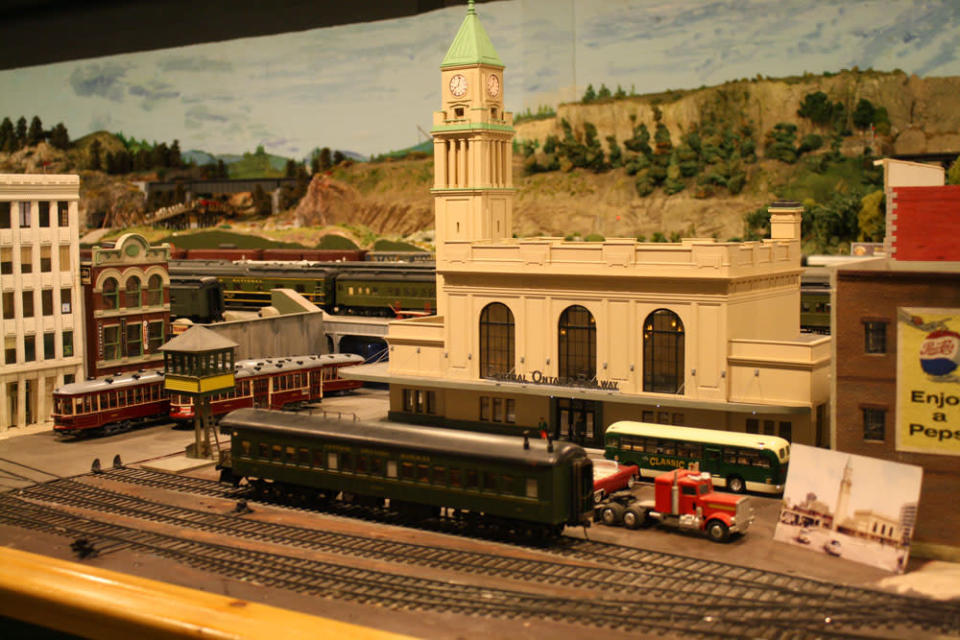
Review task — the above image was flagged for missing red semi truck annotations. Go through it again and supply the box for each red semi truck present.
[594,468,754,542]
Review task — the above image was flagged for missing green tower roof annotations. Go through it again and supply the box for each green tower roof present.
[441,0,503,69]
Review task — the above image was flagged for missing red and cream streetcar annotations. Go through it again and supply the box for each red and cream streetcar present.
[52,353,365,437]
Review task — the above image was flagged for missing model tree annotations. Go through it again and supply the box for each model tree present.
[48,123,70,149]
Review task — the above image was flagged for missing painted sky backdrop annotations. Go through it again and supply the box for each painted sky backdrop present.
[0,0,957,159]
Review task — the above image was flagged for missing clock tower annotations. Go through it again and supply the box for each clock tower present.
[432,0,514,297]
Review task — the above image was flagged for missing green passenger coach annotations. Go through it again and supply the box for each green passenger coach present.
[603,421,790,495]
[219,409,594,538]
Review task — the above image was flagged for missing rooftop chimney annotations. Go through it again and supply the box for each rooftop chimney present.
[767,200,803,241]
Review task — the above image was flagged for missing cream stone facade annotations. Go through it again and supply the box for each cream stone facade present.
[348,2,831,449]
[0,173,83,436]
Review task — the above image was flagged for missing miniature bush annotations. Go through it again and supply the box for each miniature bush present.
[584,233,605,242]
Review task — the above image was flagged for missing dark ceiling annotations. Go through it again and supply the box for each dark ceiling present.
[0,0,494,71]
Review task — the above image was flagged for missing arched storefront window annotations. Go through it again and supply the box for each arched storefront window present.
[124,277,142,308]
[101,277,119,310]
[146,274,164,306]
[643,309,685,394]
[479,302,514,378]
[558,305,596,381]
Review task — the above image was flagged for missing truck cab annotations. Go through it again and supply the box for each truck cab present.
[595,468,754,542]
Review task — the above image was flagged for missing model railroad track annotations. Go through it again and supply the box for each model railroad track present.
[85,465,243,499]
[8,478,960,638]
[3,492,949,640]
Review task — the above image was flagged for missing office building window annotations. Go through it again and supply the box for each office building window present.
[558,305,596,381]
[103,325,120,360]
[57,202,69,227]
[21,291,33,317]
[40,246,51,272]
[19,246,31,273]
[779,421,792,441]
[864,321,887,354]
[643,308,685,394]
[147,321,164,352]
[746,418,759,434]
[2,291,12,319]
[0,248,10,275]
[60,288,72,314]
[125,277,142,308]
[24,335,35,361]
[146,274,164,306]
[63,374,75,385]
[43,332,54,359]
[41,290,53,316]
[59,246,70,272]
[38,202,50,227]
[101,278,119,309]
[4,336,15,364]
[863,408,886,441]
[0,202,9,228]
[62,330,73,357]
[18,202,30,227]
[479,302,514,378]
[126,322,142,357]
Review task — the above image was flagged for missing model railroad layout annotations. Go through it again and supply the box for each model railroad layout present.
[1,464,957,639]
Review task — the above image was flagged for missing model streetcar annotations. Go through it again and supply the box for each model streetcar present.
[167,259,436,317]
[218,408,595,539]
[52,353,364,438]
[169,353,364,422]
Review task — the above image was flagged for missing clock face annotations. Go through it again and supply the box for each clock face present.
[487,74,500,98]
[449,74,467,97]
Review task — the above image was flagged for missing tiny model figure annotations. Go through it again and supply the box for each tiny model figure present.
[595,468,754,542]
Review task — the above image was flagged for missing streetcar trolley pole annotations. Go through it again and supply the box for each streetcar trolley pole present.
[160,326,238,459]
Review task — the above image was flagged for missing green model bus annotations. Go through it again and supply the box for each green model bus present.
[603,421,790,495]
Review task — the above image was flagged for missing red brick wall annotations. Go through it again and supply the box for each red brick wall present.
[835,269,960,546]
[890,185,960,261]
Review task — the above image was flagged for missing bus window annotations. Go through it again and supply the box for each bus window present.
[432,466,446,485]
[341,452,353,471]
[355,455,368,474]
[400,461,415,480]
[655,440,676,455]
[370,457,384,476]
[258,443,269,458]
[313,450,325,468]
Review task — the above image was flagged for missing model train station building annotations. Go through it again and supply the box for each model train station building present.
[350,2,831,449]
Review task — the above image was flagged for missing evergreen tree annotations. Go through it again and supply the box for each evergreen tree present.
[947,154,960,185]
[49,123,70,149]
[252,185,272,216]
[581,84,596,103]
[15,117,27,149]
[169,140,182,167]
[333,150,346,165]
[27,116,44,145]
[597,84,612,100]
[797,91,833,125]
[582,122,606,172]
[318,147,332,171]
[0,117,12,151]
[284,159,298,178]
[614,85,627,99]
[89,139,102,171]
[217,159,228,179]
[605,135,622,168]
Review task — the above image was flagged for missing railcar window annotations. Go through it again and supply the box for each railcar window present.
[525,478,538,499]
[432,466,446,485]
[298,448,310,465]
[387,460,398,478]
[356,455,368,474]
[240,441,251,456]
[505,399,516,423]
[400,461,415,480]
[370,457,384,476]
[272,445,283,461]
[313,450,325,468]
[258,443,269,458]
[493,398,503,422]
[465,469,479,490]
[328,452,339,470]
[416,464,430,483]
[501,474,521,496]
[340,452,352,471]
[449,468,462,488]
[482,472,498,493]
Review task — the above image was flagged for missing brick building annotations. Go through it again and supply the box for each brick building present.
[80,233,171,379]
[833,167,960,553]
[0,173,83,435]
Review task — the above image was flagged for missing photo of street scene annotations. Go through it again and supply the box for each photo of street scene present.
[775,444,923,573]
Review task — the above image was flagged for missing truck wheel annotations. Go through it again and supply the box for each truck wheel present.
[600,503,624,526]
[707,520,730,542]
[727,476,745,494]
[622,507,643,530]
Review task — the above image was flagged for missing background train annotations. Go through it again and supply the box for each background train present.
[219,408,595,539]
[168,260,436,319]
[167,247,434,263]
[52,353,364,437]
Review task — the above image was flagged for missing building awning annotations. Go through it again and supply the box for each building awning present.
[343,362,811,416]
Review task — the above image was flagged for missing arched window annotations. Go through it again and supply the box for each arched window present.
[146,274,163,306]
[643,309,685,394]
[101,277,119,310]
[479,302,514,378]
[124,277,142,308]
[558,305,596,381]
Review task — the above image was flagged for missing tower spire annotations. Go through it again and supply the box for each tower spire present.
[467,0,476,15]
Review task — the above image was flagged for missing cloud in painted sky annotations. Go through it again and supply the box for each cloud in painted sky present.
[69,62,129,101]
[158,55,234,73]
